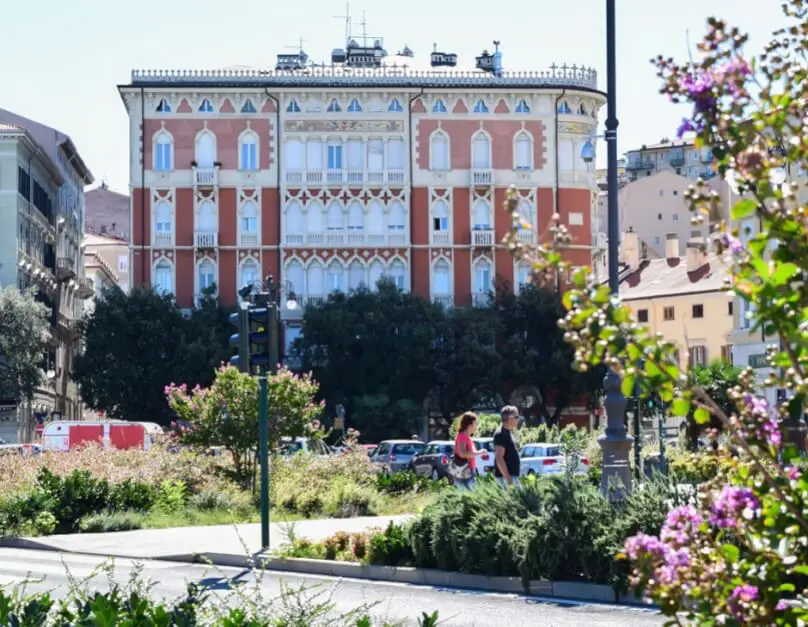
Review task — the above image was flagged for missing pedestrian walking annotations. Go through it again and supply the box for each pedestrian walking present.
[494,405,521,487]
[450,411,485,489]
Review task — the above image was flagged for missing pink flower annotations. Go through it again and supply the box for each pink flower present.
[709,485,760,528]
[728,584,758,621]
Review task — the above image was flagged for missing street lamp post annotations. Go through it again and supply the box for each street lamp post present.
[580,0,633,497]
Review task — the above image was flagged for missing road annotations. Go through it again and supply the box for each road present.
[0,548,662,626]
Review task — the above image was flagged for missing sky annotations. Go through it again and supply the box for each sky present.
[1,0,779,194]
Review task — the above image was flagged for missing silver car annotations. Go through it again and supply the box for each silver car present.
[371,439,426,473]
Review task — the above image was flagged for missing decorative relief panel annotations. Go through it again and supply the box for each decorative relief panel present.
[284,120,404,133]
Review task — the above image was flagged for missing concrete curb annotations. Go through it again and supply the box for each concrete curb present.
[1,537,650,608]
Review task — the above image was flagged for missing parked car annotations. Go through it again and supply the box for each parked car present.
[473,437,496,475]
[362,444,378,458]
[409,440,454,480]
[519,442,589,477]
[371,439,426,473]
[278,437,332,456]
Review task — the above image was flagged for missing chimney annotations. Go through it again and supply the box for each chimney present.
[620,228,640,271]
[686,238,708,273]
[665,234,679,259]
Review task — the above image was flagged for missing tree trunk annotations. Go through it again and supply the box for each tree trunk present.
[17,400,34,444]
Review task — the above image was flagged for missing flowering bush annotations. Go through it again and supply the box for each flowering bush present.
[167,364,324,486]
[506,2,807,623]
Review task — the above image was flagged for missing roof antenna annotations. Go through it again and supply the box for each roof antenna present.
[333,2,351,48]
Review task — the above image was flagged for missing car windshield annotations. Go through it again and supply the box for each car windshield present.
[474,440,495,452]
[426,444,452,454]
[392,443,425,455]
[279,441,304,454]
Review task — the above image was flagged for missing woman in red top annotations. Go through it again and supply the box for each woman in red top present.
[453,411,485,489]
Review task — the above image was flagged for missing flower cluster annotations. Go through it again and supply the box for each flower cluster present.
[709,486,760,529]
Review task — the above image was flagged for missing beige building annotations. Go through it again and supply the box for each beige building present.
[83,232,130,295]
[625,139,713,182]
[85,182,129,242]
[619,231,734,372]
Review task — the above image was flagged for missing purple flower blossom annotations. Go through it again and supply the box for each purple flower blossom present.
[659,505,703,546]
[710,485,760,528]
[776,600,789,611]
[786,466,802,481]
[742,394,782,447]
[676,117,703,139]
[728,584,759,620]
[624,533,666,561]
[719,232,744,255]
[679,71,718,114]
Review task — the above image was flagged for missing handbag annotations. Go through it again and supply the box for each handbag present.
[448,454,473,481]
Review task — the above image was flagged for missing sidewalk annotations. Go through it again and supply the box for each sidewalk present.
[1,515,411,562]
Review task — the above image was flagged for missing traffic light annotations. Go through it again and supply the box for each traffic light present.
[229,309,250,373]
[246,307,272,369]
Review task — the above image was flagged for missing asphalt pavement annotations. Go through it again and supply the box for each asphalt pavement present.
[0,548,663,626]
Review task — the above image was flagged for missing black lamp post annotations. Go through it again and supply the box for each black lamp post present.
[581,0,633,495]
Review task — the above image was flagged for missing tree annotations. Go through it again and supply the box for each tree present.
[167,364,323,486]
[498,284,604,426]
[685,360,742,450]
[0,287,51,441]
[297,279,445,421]
[74,286,235,424]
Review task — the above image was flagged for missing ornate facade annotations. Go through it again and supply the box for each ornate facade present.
[119,63,604,357]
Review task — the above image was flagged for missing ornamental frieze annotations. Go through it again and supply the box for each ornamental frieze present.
[284,119,404,133]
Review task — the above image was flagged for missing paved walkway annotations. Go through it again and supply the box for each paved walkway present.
[2,515,411,561]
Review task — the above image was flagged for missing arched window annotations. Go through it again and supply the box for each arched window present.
[198,98,214,113]
[348,260,365,291]
[239,259,259,289]
[389,260,407,290]
[153,260,174,295]
[285,201,304,238]
[432,99,447,113]
[367,201,384,233]
[347,201,364,232]
[306,262,324,297]
[154,201,172,238]
[558,100,572,114]
[347,99,362,112]
[472,132,491,169]
[473,99,489,113]
[388,201,405,232]
[579,102,588,115]
[388,99,403,112]
[326,202,343,231]
[327,98,342,112]
[327,261,343,293]
[472,199,491,229]
[516,263,531,291]
[514,132,533,170]
[518,200,534,230]
[286,99,301,113]
[307,202,324,237]
[474,259,492,295]
[286,139,304,170]
[515,99,530,113]
[432,260,451,294]
[154,132,173,171]
[195,131,216,167]
[241,201,258,235]
[306,138,323,170]
[432,200,449,233]
[430,132,449,170]
[239,131,259,170]
[386,139,405,171]
[197,258,217,293]
[286,261,304,297]
[369,260,384,289]
[156,98,171,113]
[241,99,257,113]
[367,138,384,172]
[197,200,216,232]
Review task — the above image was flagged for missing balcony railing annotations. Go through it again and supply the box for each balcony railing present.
[194,231,218,248]
[472,292,491,307]
[153,231,173,247]
[239,231,259,247]
[193,166,218,187]
[517,229,536,245]
[471,229,495,247]
[77,277,94,299]
[669,155,685,167]
[471,169,493,186]
[285,170,407,185]
[625,161,644,171]
[432,295,453,308]
[283,231,409,247]
[431,231,451,246]
[56,257,75,281]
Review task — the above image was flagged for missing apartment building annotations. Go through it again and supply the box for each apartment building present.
[624,139,714,183]
[619,231,734,372]
[0,110,94,440]
[86,182,130,241]
[83,232,129,297]
[118,40,604,357]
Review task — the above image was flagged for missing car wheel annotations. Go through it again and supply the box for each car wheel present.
[431,468,440,481]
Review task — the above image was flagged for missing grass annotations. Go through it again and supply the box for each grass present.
[136,506,303,529]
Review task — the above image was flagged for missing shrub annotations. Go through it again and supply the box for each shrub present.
[324,478,379,518]
[108,479,156,512]
[79,511,144,533]
[375,470,432,494]
[36,469,111,533]
[154,479,187,512]
[367,523,413,567]
[668,451,721,484]
[189,481,253,513]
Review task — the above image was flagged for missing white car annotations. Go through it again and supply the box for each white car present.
[473,437,496,475]
[519,442,589,477]
[278,436,332,456]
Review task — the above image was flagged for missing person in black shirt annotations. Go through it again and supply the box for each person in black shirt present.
[493,405,520,486]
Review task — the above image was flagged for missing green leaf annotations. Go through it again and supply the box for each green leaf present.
[792,565,808,576]
[671,398,690,417]
[721,544,740,563]
[778,583,796,593]
[731,199,758,220]
[771,262,798,286]
[621,375,636,397]
[694,407,711,424]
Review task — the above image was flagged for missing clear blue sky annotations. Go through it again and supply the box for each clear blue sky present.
[1,0,774,194]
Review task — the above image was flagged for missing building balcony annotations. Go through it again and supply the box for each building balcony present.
[153,232,173,247]
[471,169,493,186]
[56,257,75,281]
[700,152,713,163]
[432,295,453,308]
[517,229,536,245]
[77,277,94,299]
[471,228,495,247]
[193,166,219,188]
[239,231,259,247]
[285,169,406,186]
[625,160,644,171]
[194,230,218,248]
[431,231,451,246]
[472,292,492,307]
[283,231,409,247]
[669,155,685,167]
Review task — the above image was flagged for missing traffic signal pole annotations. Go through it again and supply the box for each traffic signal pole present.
[259,368,270,549]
